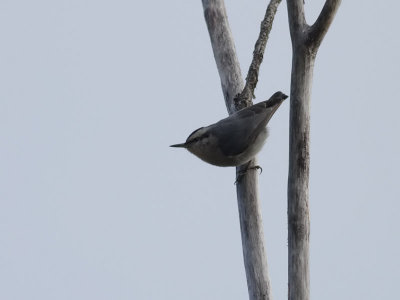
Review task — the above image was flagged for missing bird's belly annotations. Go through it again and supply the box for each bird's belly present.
[230,127,269,166]
[191,145,237,167]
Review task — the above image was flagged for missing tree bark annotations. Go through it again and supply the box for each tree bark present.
[287,44,314,300]
[202,1,281,299]
[286,1,341,300]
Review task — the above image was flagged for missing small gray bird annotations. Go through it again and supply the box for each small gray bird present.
[171,91,287,167]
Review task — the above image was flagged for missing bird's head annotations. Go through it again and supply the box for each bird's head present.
[170,127,209,149]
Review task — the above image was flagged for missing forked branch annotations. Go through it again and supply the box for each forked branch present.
[202,1,283,299]
[307,0,342,50]
[286,1,341,300]
[287,0,341,49]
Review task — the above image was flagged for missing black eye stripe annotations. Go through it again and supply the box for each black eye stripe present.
[187,133,210,144]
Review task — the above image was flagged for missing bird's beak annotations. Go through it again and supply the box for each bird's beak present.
[170,143,187,148]
[282,94,289,100]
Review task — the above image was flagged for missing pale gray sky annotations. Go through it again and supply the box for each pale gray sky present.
[1,1,399,299]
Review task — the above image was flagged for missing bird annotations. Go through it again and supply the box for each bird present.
[170,91,287,167]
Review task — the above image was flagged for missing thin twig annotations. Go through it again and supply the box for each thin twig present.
[235,0,283,110]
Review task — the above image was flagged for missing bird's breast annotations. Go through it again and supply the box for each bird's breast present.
[187,134,237,167]
[186,128,268,167]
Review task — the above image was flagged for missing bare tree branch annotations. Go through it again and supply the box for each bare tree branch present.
[287,49,313,300]
[236,0,282,110]
[307,0,342,50]
[235,166,271,300]
[286,0,307,43]
[286,1,341,300]
[202,0,283,299]
[202,0,244,115]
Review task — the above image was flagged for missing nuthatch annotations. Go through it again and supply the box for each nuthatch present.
[171,91,287,167]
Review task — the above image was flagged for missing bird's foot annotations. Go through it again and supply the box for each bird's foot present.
[234,164,263,185]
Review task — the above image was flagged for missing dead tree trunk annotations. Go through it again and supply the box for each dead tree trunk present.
[202,1,282,299]
[286,1,341,300]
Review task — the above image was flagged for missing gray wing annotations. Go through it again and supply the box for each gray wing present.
[210,102,269,156]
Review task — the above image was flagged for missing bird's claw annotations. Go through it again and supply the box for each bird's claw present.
[234,165,263,185]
